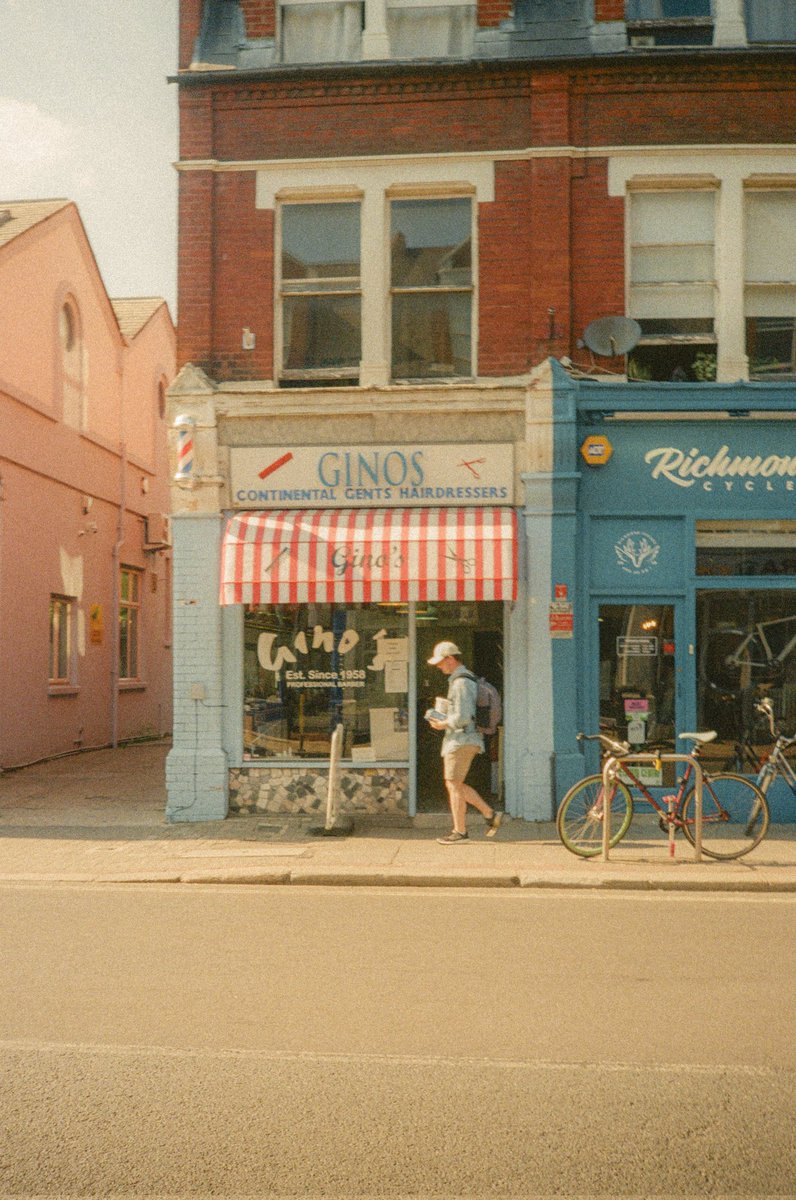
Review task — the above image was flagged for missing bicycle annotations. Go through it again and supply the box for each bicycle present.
[557,730,770,860]
[753,697,796,811]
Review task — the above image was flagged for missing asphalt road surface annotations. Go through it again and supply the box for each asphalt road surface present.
[2,883,795,1198]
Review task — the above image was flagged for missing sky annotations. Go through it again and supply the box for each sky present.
[1,0,180,314]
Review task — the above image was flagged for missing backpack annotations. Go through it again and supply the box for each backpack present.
[462,669,502,736]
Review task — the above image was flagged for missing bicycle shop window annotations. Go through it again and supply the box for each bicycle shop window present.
[696,522,796,768]
[243,603,409,761]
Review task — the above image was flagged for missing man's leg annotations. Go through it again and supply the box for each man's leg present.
[445,779,467,833]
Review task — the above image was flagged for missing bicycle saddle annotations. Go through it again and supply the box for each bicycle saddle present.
[678,730,717,744]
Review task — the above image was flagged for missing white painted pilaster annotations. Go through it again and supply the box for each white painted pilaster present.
[362,0,390,59]
[359,186,390,386]
[713,0,747,47]
[715,171,750,382]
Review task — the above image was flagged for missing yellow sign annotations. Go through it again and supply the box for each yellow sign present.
[89,604,104,645]
[580,435,613,466]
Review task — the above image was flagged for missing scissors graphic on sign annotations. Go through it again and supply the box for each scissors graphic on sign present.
[459,457,486,479]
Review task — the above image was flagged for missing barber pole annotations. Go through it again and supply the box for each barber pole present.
[174,415,195,483]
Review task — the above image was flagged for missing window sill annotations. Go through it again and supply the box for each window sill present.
[48,684,79,697]
[119,680,147,692]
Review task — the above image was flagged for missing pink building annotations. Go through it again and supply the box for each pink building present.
[0,200,176,769]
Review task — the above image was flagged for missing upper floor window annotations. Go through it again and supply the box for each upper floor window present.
[281,0,363,63]
[59,297,85,428]
[627,189,717,382]
[279,201,362,385]
[745,190,796,379]
[387,0,476,59]
[626,0,713,46]
[745,0,796,43]
[390,197,473,381]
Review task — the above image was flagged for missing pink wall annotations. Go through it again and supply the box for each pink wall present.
[0,203,176,767]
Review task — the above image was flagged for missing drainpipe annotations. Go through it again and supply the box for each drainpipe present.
[111,441,127,749]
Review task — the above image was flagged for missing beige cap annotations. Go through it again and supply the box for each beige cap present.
[427,641,462,665]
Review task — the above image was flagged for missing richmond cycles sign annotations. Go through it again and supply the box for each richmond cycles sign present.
[644,443,796,494]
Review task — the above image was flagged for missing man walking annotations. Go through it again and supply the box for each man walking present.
[426,641,502,844]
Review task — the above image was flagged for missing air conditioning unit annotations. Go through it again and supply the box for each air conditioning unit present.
[144,512,171,550]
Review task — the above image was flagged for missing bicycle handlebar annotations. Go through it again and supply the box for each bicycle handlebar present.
[576,731,630,755]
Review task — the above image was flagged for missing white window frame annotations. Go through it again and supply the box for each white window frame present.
[119,567,143,682]
[49,594,76,688]
[275,191,363,384]
[389,192,476,382]
[265,160,493,388]
[610,152,796,381]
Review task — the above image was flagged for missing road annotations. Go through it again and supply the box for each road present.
[2,883,795,1197]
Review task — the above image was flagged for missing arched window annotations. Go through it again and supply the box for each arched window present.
[60,297,84,427]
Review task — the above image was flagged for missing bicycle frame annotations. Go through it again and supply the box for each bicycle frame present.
[754,699,796,802]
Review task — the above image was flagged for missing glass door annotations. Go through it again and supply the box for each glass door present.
[598,603,679,767]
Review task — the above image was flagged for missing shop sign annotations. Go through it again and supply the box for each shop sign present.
[89,604,103,645]
[617,636,658,657]
[614,529,660,576]
[230,444,514,509]
[549,600,574,638]
[644,442,796,495]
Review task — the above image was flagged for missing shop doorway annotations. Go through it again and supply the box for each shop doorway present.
[597,602,680,759]
[415,601,504,811]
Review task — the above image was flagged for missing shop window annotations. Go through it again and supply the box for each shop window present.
[697,521,796,578]
[59,297,85,427]
[281,0,363,63]
[49,595,75,685]
[279,201,361,385]
[627,190,717,382]
[697,587,796,772]
[745,191,796,379]
[626,0,713,46]
[745,0,796,43]
[119,568,142,681]
[390,197,473,381]
[386,0,475,59]
[244,603,409,761]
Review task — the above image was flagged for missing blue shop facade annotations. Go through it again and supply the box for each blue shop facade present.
[548,363,796,820]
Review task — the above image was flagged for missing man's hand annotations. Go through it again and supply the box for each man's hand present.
[428,718,447,730]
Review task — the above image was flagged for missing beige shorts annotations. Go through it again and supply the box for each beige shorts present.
[443,744,480,783]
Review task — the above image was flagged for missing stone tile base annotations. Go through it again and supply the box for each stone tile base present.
[229,766,409,816]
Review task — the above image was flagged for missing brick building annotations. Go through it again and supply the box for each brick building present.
[167,1,796,823]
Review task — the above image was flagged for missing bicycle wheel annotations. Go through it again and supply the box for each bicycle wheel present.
[557,774,633,858]
[680,773,769,860]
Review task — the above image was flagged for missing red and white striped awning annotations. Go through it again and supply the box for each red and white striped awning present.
[220,508,517,606]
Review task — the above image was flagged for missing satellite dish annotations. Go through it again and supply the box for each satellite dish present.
[581,316,642,357]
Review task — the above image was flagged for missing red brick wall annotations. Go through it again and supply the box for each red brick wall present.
[570,158,626,369]
[239,0,276,38]
[477,0,513,26]
[594,0,625,19]
[179,0,204,69]
[177,170,215,370]
[177,171,274,378]
[210,76,533,161]
[210,173,274,380]
[176,58,796,378]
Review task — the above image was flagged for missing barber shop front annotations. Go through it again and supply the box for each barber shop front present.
[164,370,554,825]
[555,370,796,819]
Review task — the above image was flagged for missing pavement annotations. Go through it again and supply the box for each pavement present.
[2,740,796,892]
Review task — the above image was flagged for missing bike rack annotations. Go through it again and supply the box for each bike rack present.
[600,753,704,863]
